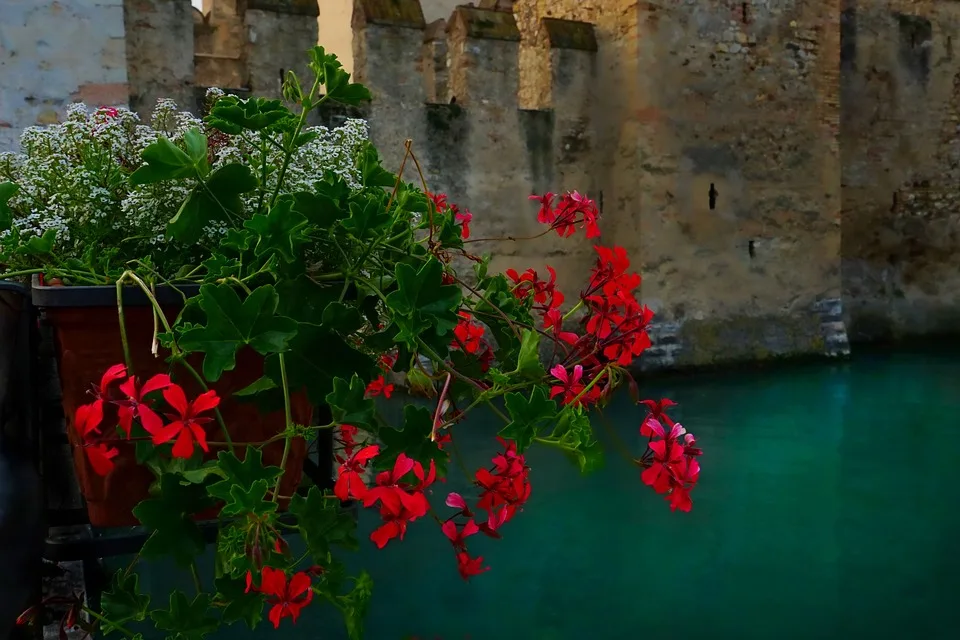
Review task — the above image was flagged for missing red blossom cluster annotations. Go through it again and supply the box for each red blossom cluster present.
[505,266,564,310]
[428,191,472,240]
[450,312,495,371]
[441,438,531,580]
[74,364,220,475]
[528,191,601,239]
[638,399,702,512]
[333,444,437,549]
[245,566,315,628]
[365,352,396,399]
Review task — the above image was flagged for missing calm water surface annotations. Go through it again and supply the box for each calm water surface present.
[124,345,960,639]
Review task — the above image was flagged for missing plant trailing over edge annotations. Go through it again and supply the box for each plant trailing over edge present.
[4,47,704,639]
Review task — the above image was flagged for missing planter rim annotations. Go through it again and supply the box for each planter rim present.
[31,274,201,308]
[0,280,27,296]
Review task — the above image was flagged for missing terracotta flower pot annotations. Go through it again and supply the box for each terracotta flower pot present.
[32,277,311,528]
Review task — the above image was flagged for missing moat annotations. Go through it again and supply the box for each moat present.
[124,342,960,640]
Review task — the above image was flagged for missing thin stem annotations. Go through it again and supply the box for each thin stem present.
[115,279,134,371]
[430,373,452,442]
[270,81,324,208]
[82,608,138,639]
[0,268,44,280]
[189,561,203,594]
[272,353,294,502]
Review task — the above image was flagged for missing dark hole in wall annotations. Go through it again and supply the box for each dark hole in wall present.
[279,68,285,86]
[708,183,718,210]
[896,12,933,85]
[741,2,750,24]
[748,240,756,259]
[840,7,857,70]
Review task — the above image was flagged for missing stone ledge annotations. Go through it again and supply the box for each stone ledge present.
[449,6,521,42]
[245,0,320,17]
[354,0,426,29]
[542,18,598,52]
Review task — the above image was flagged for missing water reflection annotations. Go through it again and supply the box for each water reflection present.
[122,345,960,639]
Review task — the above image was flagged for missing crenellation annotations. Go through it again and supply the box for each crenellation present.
[10,0,960,367]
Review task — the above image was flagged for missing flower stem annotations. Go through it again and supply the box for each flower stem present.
[82,608,137,640]
[115,279,134,371]
[273,353,294,502]
[189,561,203,594]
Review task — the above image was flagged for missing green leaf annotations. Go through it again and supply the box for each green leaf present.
[207,96,293,134]
[340,571,374,640]
[244,196,310,263]
[321,301,364,335]
[267,323,376,405]
[167,163,257,244]
[326,375,376,431]
[512,329,546,380]
[500,386,558,452]
[150,591,218,640]
[214,576,264,629]
[183,129,210,176]
[550,411,604,474]
[20,228,57,256]
[0,182,18,231]
[100,571,150,635]
[377,405,447,477]
[179,284,299,381]
[341,199,391,238]
[385,257,461,346]
[220,479,277,517]
[132,474,213,567]
[358,144,396,188]
[234,375,278,397]
[208,447,282,503]
[290,486,359,559]
[292,190,346,229]
[130,136,195,185]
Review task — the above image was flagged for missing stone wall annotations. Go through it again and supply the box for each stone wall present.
[0,0,129,151]
[125,0,196,117]
[27,0,960,370]
[841,0,960,341]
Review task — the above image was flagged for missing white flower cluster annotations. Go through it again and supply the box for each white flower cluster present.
[1,94,371,268]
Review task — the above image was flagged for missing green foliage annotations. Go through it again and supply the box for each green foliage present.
[209,448,282,516]
[0,182,17,231]
[326,375,377,431]
[100,571,150,635]
[500,387,558,453]
[290,486,359,559]
[179,284,298,381]
[132,473,213,567]
[150,591,218,640]
[385,257,462,347]
[377,405,447,477]
[214,576,264,629]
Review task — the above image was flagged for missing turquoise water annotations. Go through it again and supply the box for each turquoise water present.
[121,344,960,639]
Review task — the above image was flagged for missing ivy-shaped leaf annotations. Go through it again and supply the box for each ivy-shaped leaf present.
[266,323,377,405]
[167,163,258,244]
[208,447,282,503]
[289,486,359,560]
[326,375,376,431]
[100,571,150,635]
[321,301,364,335]
[179,284,298,381]
[500,386,557,453]
[291,190,346,229]
[377,405,447,477]
[220,479,277,517]
[150,591,218,640]
[358,144,396,188]
[207,96,294,135]
[214,576,264,629]
[340,199,391,239]
[385,257,461,346]
[19,228,57,256]
[132,474,213,567]
[550,411,604,474]
[243,196,310,263]
[129,135,199,185]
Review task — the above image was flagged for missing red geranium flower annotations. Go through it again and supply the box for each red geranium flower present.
[452,311,485,354]
[334,444,379,502]
[85,443,119,476]
[365,375,394,399]
[441,519,479,552]
[149,386,220,459]
[257,567,313,628]
[455,552,489,580]
[117,373,171,437]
